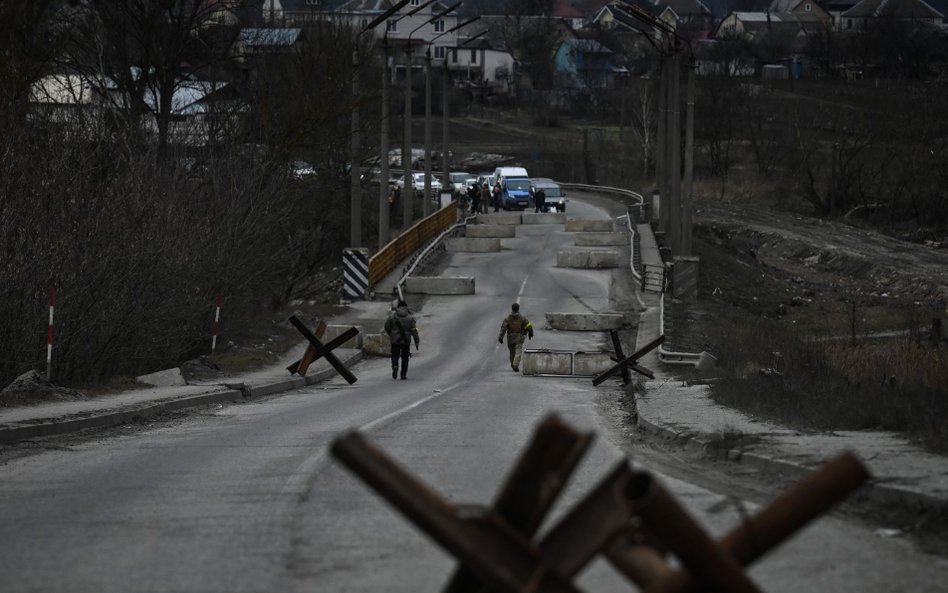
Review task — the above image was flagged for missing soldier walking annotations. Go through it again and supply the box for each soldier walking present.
[498,302,533,372]
[385,300,420,380]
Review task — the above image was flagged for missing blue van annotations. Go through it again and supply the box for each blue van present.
[493,166,531,210]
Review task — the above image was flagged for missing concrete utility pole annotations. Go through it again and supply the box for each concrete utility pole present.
[682,60,695,257]
[668,53,682,257]
[442,60,450,205]
[379,40,391,248]
[656,58,668,235]
[423,50,433,218]
[350,48,362,248]
[403,42,413,228]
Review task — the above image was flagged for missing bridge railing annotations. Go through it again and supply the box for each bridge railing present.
[368,201,458,291]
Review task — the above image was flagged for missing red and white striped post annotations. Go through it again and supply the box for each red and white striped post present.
[211,293,222,355]
[47,287,55,380]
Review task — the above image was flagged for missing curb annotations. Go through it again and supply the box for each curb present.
[635,412,948,517]
[0,351,364,445]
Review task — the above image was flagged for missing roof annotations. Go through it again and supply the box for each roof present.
[657,0,713,17]
[768,0,802,11]
[239,28,303,46]
[842,0,944,17]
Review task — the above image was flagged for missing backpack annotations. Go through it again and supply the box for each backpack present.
[507,314,523,334]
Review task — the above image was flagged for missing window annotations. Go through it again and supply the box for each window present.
[360,17,369,29]
[434,46,446,59]
[410,0,420,5]
[387,19,397,32]
[846,18,852,28]
[470,49,477,64]
[804,2,811,10]
[452,49,458,63]
[433,19,445,33]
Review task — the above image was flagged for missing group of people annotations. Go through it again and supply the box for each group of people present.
[460,182,548,215]
[383,298,533,379]
[464,182,503,215]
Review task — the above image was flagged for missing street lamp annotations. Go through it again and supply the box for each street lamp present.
[378,0,436,247]
[350,0,410,249]
[423,16,481,217]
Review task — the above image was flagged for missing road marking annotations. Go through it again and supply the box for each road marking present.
[360,384,457,431]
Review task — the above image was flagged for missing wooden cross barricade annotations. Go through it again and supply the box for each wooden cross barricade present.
[330,414,870,593]
[286,315,359,384]
[593,335,665,386]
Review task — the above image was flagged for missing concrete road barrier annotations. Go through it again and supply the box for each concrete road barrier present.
[522,350,573,376]
[522,212,567,225]
[574,232,626,246]
[545,312,625,331]
[556,249,620,268]
[476,213,522,225]
[363,334,391,356]
[323,325,364,349]
[446,238,501,252]
[406,276,475,295]
[565,219,614,232]
[573,352,616,376]
[467,225,516,238]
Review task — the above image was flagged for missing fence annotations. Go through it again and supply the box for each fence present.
[368,201,458,291]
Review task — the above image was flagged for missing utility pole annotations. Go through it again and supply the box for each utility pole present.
[682,60,695,257]
[403,43,413,228]
[379,41,391,247]
[442,60,450,206]
[350,48,362,248]
[668,53,682,257]
[656,58,668,235]
[423,50,433,218]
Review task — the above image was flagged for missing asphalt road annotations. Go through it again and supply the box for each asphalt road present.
[1,199,947,593]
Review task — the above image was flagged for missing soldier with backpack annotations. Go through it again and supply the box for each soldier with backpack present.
[384,300,420,380]
[498,302,533,372]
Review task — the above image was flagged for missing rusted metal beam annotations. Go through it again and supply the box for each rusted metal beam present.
[443,414,594,593]
[630,473,765,593]
[288,315,358,384]
[609,330,632,384]
[287,319,327,375]
[330,431,585,593]
[645,451,871,593]
[593,335,664,386]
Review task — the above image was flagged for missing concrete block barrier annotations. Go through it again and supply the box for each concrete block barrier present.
[136,368,186,387]
[466,225,516,238]
[522,212,567,225]
[565,219,614,232]
[323,325,364,349]
[406,276,475,295]
[574,232,627,247]
[556,249,620,268]
[522,350,573,376]
[573,352,615,376]
[476,213,522,225]
[446,238,501,252]
[545,312,625,331]
[363,333,391,356]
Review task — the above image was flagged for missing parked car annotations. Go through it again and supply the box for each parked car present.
[395,172,442,196]
[530,178,567,212]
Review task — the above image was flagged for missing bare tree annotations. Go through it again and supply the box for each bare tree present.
[627,76,655,177]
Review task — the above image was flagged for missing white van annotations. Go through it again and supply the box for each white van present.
[492,166,529,185]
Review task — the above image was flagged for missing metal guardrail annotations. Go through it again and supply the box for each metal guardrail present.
[368,201,458,290]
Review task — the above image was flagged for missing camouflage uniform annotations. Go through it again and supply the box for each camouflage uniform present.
[498,306,534,371]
